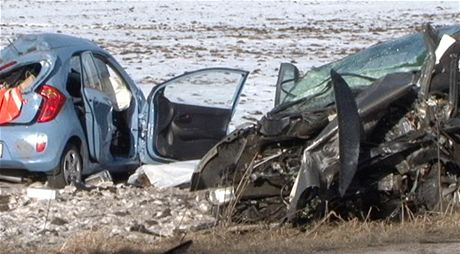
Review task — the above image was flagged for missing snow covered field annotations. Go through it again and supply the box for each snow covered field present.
[0,0,459,252]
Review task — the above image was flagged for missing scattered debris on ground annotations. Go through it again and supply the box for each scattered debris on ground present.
[26,187,58,200]
[0,182,215,253]
[84,170,114,187]
[128,160,198,188]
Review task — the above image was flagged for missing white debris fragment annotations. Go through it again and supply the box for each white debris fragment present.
[198,201,210,213]
[59,185,77,195]
[26,187,58,200]
[85,170,113,187]
[208,186,236,205]
[128,160,199,188]
[127,167,149,187]
[435,34,456,64]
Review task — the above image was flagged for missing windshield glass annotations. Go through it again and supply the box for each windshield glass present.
[275,25,460,114]
[277,32,426,111]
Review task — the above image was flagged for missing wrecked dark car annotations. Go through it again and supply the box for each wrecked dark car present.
[191,24,460,224]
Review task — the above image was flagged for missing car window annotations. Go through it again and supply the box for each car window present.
[276,25,460,112]
[279,33,426,109]
[67,56,83,97]
[92,55,132,111]
[0,34,51,65]
[163,69,245,109]
[275,63,300,106]
[69,56,82,74]
[92,56,112,94]
[0,63,41,90]
[81,52,103,91]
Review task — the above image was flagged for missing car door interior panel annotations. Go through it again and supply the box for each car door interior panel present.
[154,93,232,161]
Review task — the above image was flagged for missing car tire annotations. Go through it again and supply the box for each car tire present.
[47,144,82,189]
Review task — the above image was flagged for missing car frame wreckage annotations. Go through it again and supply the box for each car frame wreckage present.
[190,24,460,224]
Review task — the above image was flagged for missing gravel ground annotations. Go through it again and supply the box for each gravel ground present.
[0,181,215,253]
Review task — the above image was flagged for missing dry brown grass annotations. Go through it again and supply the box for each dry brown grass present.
[181,211,460,253]
[3,212,460,254]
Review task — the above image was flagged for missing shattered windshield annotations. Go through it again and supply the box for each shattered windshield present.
[276,25,460,114]
[277,32,426,112]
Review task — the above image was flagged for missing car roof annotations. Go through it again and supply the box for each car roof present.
[28,33,97,49]
[13,33,99,50]
[0,33,103,64]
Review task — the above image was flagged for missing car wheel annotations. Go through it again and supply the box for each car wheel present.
[47,144,82,189]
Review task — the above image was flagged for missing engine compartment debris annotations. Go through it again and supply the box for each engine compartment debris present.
[191,24,460,225]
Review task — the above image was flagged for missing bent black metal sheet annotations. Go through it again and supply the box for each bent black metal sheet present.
[331,69,361,197]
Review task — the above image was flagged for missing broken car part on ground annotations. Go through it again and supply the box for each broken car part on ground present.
[191,24,460,225]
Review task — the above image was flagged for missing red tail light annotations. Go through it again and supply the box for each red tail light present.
[37,85,65,123]
[35,133,48,152]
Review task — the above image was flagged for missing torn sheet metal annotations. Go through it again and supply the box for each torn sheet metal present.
[191,24,460,225]
[330,69,361,197]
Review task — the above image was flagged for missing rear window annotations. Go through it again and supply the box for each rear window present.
[0,63,42,91]
[0,34,51,65]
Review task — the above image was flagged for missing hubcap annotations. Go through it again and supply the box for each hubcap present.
[63,149,82,184]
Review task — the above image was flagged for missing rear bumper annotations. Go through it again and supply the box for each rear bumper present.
[0,126,60,172]
[0,111,83,173]
[0,155,58,173]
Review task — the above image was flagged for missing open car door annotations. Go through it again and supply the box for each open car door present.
[80,52,114,164]
[140,68,248,163]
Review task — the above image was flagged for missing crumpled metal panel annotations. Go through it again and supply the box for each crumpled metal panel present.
[330,70,361,197]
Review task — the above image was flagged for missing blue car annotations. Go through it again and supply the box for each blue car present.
[0,33,248,188]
